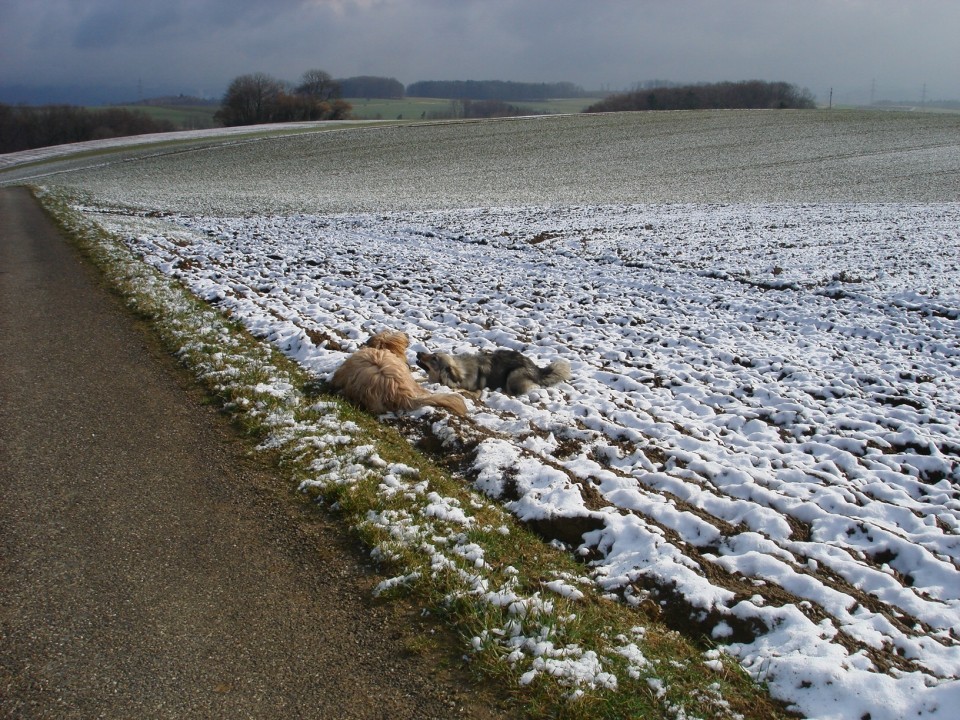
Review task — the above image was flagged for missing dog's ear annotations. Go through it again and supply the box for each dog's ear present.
[367,331,409,357]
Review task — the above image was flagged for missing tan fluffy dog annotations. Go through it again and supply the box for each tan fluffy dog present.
[331,331,467,416]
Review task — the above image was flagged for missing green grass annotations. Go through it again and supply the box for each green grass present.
[34,184,798,720]
[346,96,454,120]
[518,97,604,114]
[92,96,958,136]
[343,96,603,120]
[94,103,220,130]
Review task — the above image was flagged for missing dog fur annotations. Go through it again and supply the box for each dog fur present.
[331,331,467,416]
[416,348,571,395]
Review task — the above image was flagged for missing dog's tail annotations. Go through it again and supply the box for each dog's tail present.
[408,391,468,417]
[538,359,572,387]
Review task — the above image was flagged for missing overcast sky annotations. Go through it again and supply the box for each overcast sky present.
[2,0,958,105]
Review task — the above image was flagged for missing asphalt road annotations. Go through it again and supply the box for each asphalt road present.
[0,186,510,719]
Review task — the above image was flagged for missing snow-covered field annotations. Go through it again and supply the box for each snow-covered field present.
[89,200,960,720]
[14,109,960,719]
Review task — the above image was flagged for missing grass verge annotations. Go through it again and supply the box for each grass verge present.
[34,185,797,720]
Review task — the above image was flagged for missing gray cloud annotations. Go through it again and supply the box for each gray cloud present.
[2,0,958,104]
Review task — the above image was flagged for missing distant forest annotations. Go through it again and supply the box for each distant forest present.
[337,76,405,99]
[586,80,816,112]
[0,104,174,153]
[405,80,587,101]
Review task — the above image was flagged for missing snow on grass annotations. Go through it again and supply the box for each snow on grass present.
[82,198,960,720]
[14,110,960,211]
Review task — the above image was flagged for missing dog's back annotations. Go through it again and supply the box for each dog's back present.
[497,350,571,394]
[483,349,530,391]
[474,350,568,395]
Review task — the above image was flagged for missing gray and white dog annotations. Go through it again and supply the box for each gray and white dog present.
[416,348,571,395]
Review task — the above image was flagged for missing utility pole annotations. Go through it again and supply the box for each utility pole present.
[829,87,833,109]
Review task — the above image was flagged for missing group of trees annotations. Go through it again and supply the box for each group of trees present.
[215,69,351,126]
[0,104,174,153]
[585,80,816,112]
[211,74,819,129]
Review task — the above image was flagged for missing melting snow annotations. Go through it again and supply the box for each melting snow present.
[90,200,960,720]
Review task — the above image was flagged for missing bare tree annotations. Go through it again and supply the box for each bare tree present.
[295,69,340,102]
[215,73,287,126]
[216,70,352,127]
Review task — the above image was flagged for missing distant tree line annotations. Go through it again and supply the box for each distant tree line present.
[406,80,587,101]
[215,70,351,126]
[329,77,588,102]
[0,104,174,153]
[585,80,816,112]
[337,76,405,99]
